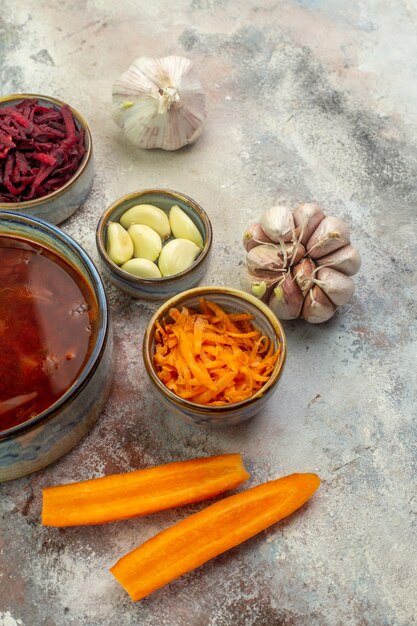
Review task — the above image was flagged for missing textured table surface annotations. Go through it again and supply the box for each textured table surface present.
[1,1,416,625]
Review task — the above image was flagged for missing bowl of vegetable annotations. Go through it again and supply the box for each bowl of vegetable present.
[0,94,93,225]
[143,286,286,426]
[96,189,212,300]
[0,211,112,481]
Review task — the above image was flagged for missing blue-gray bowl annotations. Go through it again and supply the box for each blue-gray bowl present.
[0,94,93,225]
[143,286,286,427]
[96,189,212,300]
[0,211,112,481]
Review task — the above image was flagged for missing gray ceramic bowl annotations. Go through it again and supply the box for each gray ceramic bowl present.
[143,287,286,427]
[0,94,93,225]
[0,211,112,482]
[96,189,212,300]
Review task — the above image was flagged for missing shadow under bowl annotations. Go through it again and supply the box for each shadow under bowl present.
[143,286,286,427]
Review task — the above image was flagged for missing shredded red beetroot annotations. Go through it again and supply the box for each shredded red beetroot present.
[0,99,86,202]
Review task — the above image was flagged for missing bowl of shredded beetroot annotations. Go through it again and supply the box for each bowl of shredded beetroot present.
[0,94,93,224]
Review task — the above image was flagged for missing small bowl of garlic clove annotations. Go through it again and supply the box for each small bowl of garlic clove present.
[96,189,212,300]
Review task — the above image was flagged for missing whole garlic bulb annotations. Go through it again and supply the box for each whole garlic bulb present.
[241,203,361,324]
[112,56,207,151]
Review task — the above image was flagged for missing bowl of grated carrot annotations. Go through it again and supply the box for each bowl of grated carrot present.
[143,286,286,426]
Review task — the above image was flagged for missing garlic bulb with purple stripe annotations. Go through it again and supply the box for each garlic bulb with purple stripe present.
[112,56,206,151]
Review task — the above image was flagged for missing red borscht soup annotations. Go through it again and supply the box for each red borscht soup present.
[0,235,98,431]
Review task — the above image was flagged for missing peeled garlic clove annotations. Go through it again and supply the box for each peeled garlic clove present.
[292,202,325,246]
[240,267,281,301]
[306,216,350,259]
[317,244,361,276]
[158,238,201,276]
[315,267,355,307]
[268,274,304,320]
[302,286,334,323]
[120,204,171,240]
[112,56,207,151]
[121,258,162,279]
[260,206,294,243]
[293,257,316,295]
[246,244,283,273]
[106,222,134,265]
[128,224,162,261]
[169,205,204,248]
[243,223,274,251]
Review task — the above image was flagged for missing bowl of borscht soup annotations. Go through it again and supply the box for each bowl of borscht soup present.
[0,211,112,481]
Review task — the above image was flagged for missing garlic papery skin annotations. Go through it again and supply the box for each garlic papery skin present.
[260,205,294,243]
[128,224,162,262]
[302,286,334,323]
[112,56,207,151]
[306,216,350,259]
[294,257,316,295]
[292,202,325,246]
[169,205,204,248]
[268,274,304,320]
[106,222,134,266]
[246,244,283,273]
[317,244,361,276]
[158,238,201,276]
[315,267,355,307]
[243,223,274,251]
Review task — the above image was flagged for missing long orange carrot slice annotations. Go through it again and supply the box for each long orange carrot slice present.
[110,472,320,602]
[42,454,249,527]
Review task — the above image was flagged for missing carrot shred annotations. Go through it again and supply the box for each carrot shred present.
[153,299,280,405]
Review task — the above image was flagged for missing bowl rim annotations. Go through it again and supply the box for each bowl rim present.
[96,188,213,285]
[0,93,93,209]
[0,210,109,441]
[143,286,287,413]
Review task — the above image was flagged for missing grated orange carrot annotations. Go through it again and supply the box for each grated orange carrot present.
[153,299,280,405]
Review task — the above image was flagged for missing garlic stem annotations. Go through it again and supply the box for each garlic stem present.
[157,86,180,114]
[293,202,325,246]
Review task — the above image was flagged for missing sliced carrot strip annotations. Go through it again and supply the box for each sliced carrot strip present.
[193,316,205,355]
[42,454,249,527]
[110,473,321,602]
[177,328,215,390]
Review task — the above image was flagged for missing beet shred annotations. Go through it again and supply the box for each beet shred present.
[0,99,86,202]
